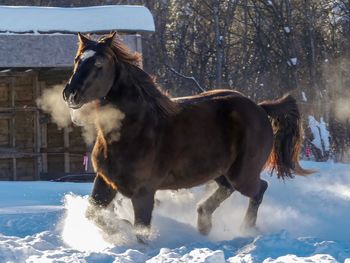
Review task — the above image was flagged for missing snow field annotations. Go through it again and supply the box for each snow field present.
[0,161,349,262]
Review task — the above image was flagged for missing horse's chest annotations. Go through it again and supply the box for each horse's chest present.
[91,132,157,196]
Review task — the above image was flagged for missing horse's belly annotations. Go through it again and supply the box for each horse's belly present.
[159,135,237,190]
[159,159,230,190]
[159,171,220,190]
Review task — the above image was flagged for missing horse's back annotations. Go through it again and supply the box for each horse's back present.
[173,89,271,134]
[172,89,244,105]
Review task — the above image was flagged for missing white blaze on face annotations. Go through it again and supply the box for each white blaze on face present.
[80,50,96,62]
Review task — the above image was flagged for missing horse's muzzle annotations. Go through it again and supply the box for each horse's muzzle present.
[63,84,81,108]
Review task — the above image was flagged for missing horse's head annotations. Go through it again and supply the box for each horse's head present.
[63,32,119,109]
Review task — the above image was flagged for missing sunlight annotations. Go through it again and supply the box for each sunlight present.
[325,184,350,200]
[61,194,112,252]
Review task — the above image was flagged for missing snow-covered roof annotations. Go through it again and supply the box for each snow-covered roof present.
[0,5,155,34]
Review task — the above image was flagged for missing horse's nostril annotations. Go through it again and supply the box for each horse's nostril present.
[68,90,79,104]
[71,90,78,100]
[63,88,70,101]
[63,84,79,102]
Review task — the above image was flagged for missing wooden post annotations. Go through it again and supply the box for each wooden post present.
[10,77,16,180]
[41,124,48,173]
[64,128,70,173]
[39,81,48,174]
[34,73,42,180]
[61,79,70,174]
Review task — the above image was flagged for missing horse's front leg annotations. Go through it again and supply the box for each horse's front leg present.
[86,174,117,224]
[131,186,155,241]
[90,173,117,207]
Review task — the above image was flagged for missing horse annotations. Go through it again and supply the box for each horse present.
[62,32,311,238]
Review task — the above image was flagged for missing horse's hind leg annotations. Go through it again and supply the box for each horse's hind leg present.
[225,146,270,230]
[197,176,234,235]
[131,187,155,243]
[131,187,155,227]
[242,179,268,229]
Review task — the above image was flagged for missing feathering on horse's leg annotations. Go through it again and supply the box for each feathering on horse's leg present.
[86,174,131,236]
[197,176,234,235]
[241,179,268,230]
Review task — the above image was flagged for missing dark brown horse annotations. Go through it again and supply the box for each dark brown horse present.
[63,32,311,238]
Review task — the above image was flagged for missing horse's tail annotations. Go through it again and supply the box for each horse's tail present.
[259,94,313,179]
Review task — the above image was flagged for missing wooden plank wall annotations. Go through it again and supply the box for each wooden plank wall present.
[0,73,38,180]
[0,70,89,180]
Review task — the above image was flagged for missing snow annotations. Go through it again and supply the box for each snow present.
[301,91,307,102]
[0,161,350,262]
[287,57,298,66]
[308,116,331,154]
[0,5,155,34]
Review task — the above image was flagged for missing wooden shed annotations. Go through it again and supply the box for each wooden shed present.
[0,5,155,181]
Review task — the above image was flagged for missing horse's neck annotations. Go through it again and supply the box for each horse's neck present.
[107,64,178,122]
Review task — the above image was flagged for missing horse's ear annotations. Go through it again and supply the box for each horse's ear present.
[78,33,92,46]
[103,31,117,46]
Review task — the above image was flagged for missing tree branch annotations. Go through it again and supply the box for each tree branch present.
[165,64,205,93]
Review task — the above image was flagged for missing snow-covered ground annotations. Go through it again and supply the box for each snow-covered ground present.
[0,161,349,262]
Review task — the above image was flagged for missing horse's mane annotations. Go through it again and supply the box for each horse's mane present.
[103,34,180,117]
[103,35,142,66]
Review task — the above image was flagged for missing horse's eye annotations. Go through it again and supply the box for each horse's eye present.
[95,61,103,68]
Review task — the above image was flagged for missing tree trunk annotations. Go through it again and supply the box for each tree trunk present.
[213,2,223,89]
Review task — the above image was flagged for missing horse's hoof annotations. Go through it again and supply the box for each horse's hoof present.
[134,226,151,245]
[197,207,212,235]
[136,234,149,245]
